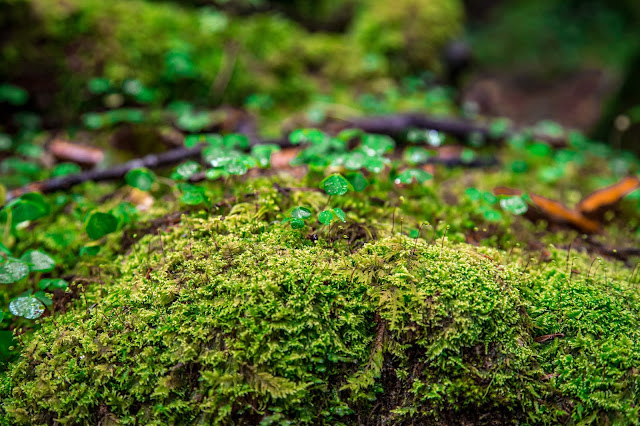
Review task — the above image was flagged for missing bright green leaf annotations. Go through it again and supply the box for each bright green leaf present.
[394,169,432,185]
[321,174,351,196]
[289,129,326,145]
[181,190,205,205]
[171,161,201,181]
[51,162,81,177]
[38,278,68,290]
[360,134,394,156]
[318,210,333,225]
[125,168,155,190]
[80,245,100,256]
[346,173,368,192]
[500,196,528,215]
[290,218,305,229]
[333,208,346,222]
[290,207,311,219]
[85,212,118,240]
[404,147,431,165]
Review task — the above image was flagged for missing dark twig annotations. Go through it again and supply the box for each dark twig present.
[7,144,205,202]
[346,113,567,147]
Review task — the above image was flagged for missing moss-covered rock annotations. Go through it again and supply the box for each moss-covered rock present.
[2,181,640,423]
[2,209,545,424]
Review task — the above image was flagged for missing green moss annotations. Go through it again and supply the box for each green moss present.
[1,208,550,424]
[1,173,640,423]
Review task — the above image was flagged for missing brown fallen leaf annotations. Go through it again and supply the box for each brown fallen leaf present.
[270,147,300,169]
[577,175,640,217]
[49,138,104,166]
[529,193,600,234]
[493,176,639,234]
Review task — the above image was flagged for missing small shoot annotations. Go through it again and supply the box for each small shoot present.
[283,206,312,230]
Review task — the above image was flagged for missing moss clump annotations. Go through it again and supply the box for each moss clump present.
[2,210,547,424]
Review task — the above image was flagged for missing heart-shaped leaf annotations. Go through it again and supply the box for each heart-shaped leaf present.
[333,208,346,223]
[290,218,305,229]
[0,260,29,284]
[9,296,45,319]
[20,250,55,272]
[291,207,311,219]
[85,212,118,240]
[125,167,155,191]
[346,173,368,192]
[318,210,333,225]
[320,174,351,196]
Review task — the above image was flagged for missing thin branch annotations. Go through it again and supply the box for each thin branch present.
[7,144,205,202]
[345,113,567,147]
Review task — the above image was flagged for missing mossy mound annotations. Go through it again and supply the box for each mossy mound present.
[2,211,544,424]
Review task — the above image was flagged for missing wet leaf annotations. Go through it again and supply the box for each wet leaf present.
[333,208,346,222]
[346,173,368,192]
[289,129,326,145]
[20,250,55,272]
[181,190,206,205]
[0,260,29,284]
[318,210,333,225]
[290,218,305,229]
[321,174,351,196]
[404,147,431,165]
[360,134,394,156]
[291,207,311,219]
[171,161,201,181]
[394,169,432,185]
[500,196,528,215]
[9,296,45,319]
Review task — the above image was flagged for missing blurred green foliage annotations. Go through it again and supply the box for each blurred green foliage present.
[0,0,463,126]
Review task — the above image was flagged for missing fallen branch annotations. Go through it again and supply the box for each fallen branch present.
[344,113,567,147]
[7,144,205,202]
